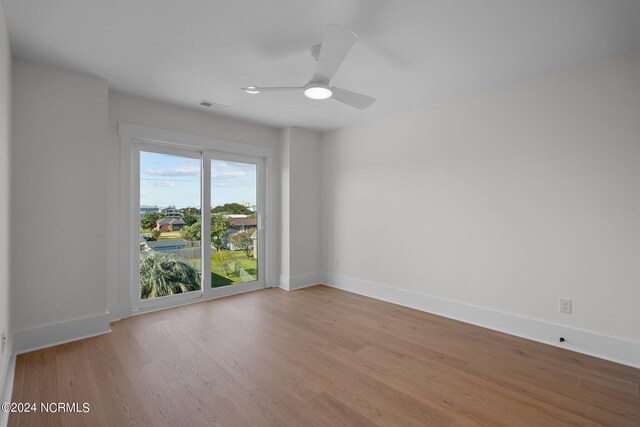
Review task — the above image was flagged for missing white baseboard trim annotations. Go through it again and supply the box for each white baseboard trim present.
[280,272,324,291]
[0,343,15,427]
[12,313,111,355]
[111,283,268,320]
[322,272,640,369]
[108,302,131,322]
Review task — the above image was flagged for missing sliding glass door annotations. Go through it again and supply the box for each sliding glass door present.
[134,144,266,310]
[205,151,266,299]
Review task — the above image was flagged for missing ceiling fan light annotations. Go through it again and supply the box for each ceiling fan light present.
[243,86,260,94]
[303,84,332,100]
[304,86,332,100]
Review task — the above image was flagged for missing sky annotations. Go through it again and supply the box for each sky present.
[140,151,257,209]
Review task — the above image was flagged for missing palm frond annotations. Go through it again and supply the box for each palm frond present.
[140,252,201,299]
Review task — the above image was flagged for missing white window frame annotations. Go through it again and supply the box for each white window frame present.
[118,122,273,316]
[204,150,267,300]
[135,142,203,310]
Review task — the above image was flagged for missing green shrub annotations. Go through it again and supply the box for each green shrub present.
[212,250,236,278]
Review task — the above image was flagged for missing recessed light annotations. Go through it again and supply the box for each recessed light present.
[242,86,260,94]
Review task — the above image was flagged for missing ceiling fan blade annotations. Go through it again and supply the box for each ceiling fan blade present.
[331,87,376,109]
[242,86,303,93]
[314,24,358,83]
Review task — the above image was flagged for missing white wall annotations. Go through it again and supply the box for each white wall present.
[11,59,109,332]
[279,128,291,284]
[288,128,322,278]
[279,127,322,288]
[321,50,640,343]
[0,0,12,394]
[106,91,282,308]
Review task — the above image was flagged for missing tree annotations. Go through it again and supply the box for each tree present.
[181,207,201,226]
[212,250,235,278]
[211,214,231,248]
[211,203,252,215]
[140,212,163,230]
[139,252,201,299]
[146,229,161,241]
[229,230,254,257]
[180,221,200,241]
[178,213,231,248]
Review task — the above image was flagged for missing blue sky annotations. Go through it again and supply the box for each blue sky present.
[140,152,256,209]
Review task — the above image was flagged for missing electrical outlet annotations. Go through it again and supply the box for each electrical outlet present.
[559,298,572,314]
[1,330,5,354]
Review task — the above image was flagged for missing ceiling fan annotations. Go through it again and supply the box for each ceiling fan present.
[242,24,376,110]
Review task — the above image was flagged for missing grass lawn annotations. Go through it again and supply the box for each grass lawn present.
[159,231,182,240]
[191,251,257,288]
[233,252,257,277]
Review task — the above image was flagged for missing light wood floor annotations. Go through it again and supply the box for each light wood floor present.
[9,285,640,426]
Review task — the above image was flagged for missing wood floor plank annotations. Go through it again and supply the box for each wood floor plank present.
[465,360,640,426]
[578,374,639,398]
[255,290,472,371]
[169,317,334,426]
[9,348,61,427]
[107,320,154,372]
[307,392,381,427]
[9,285,640,426]
[54,341,109,427]
[351,342,601,426]
[126,362,217,426]
[82,335,158,426]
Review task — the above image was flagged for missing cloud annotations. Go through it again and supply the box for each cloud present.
[144,166,200,177]
[212,171,245,179]
[152,180,175,187]
[213,161,256,172]
[211,170,252,187]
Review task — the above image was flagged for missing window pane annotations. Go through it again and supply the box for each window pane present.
[139,151,201,299]
[210,159,258,287]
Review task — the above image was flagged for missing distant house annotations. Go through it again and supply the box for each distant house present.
[140,205,160,216]
[161,205,182,218]
[221,216,257,249]
[156,217,186,231]
[228,216,257,232]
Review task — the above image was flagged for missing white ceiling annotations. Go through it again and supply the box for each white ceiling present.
[5,0,640,132]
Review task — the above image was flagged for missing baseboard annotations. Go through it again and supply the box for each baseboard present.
[322,272,640,369]
[108,302,131,322]
[280,272,324,291]
[0,343,15,427]
[12,313,111,355]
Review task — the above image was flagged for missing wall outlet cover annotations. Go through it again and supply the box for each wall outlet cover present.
[559,298,572,314]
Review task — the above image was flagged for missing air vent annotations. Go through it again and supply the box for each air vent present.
[199,100,227,110]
